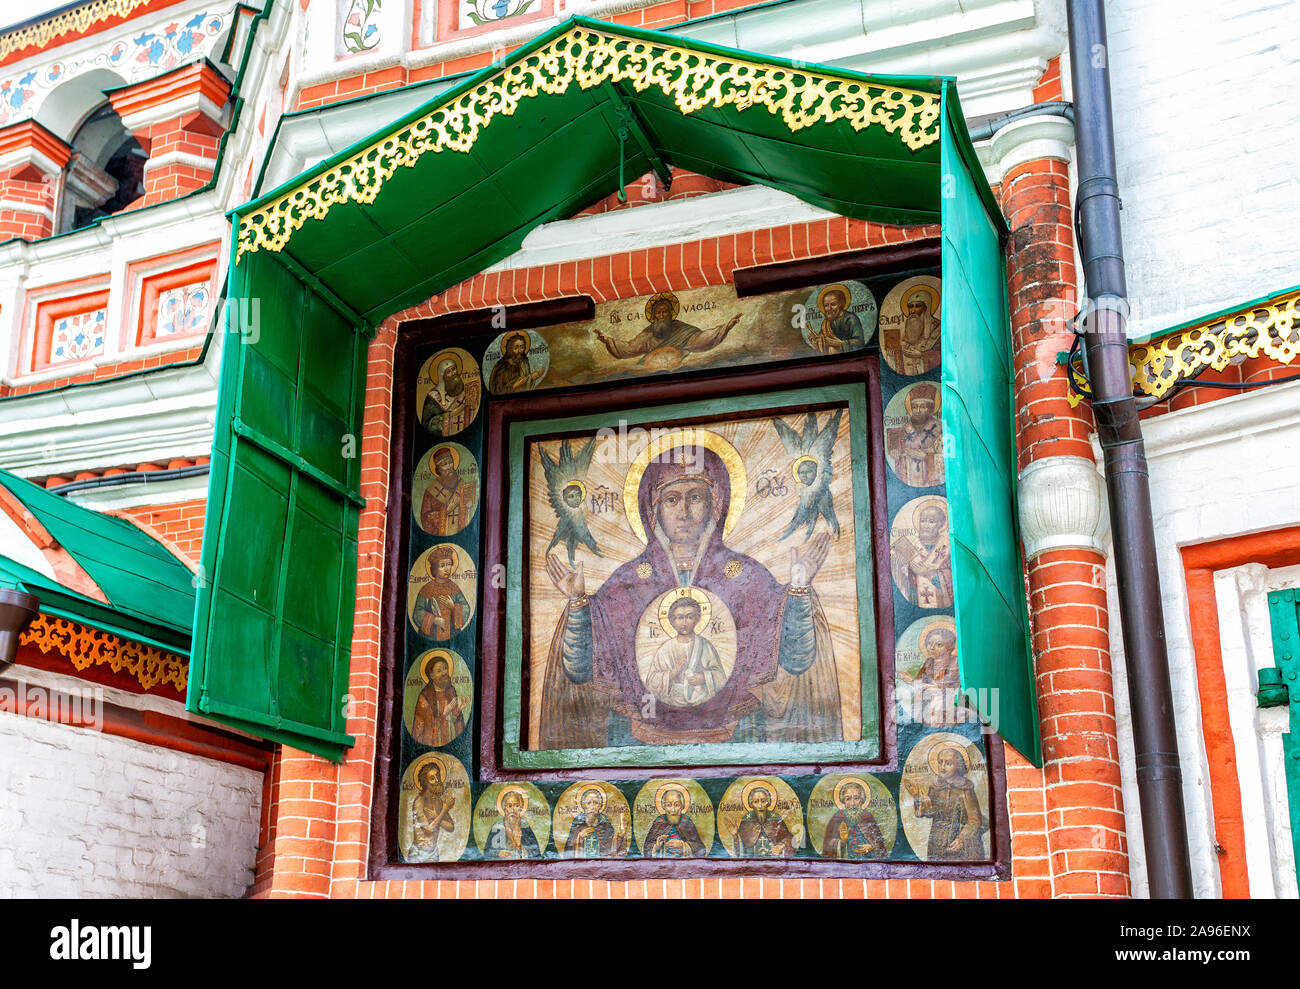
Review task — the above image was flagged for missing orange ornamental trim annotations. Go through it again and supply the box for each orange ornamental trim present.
[1179,524,1300,900]
[107,59,232,121]
[0,119,73,169]
[19,611,188,694]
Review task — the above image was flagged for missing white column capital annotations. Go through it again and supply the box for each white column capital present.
[1018,453,1108,560]
[978,112,1076,186]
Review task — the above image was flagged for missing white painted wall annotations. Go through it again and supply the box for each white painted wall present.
[0,702,262,898]
[1106,0,1300,341]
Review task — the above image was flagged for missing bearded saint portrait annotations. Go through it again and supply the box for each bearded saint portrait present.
[881,282,942,376]
[538,434,842,750]
[593,291,741,372]
[419,352,479,436]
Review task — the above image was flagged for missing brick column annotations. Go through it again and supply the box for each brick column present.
[0,120,71,241]
[108,60,230,207]
[992,113,1130,898]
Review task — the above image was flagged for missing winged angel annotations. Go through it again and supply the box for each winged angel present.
[540,437,601,565]
[774,409,844,542]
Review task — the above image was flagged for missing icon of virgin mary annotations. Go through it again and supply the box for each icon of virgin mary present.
[538,430,842,750]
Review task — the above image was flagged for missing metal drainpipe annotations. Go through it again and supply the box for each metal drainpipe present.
[0,588,39,669]
[1067,0,1194,897]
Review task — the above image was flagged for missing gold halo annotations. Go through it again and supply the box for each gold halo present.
[740,779,776,811]
[561,478,587,502]
[414,753,446,786]
[434,350,463,376]
[495,784,531,817]
[644,291,681,322]
[430,445,460,470]
[817,283,852,315]
[903,283,939,316]
[910,495,949,531]
[623,428,746,545]
[903,383,941,414]
[657,587,713,637]
[832,776,872,810]
[927,743,970,775]
[919,617,957,650]
[420,650,453,682]
[576,785,607,814]
[654,782,691,815]
[425,543,461,579]
[791,455,819,484]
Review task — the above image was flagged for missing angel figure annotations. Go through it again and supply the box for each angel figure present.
[774,409,844,542]
[540,436,601,565]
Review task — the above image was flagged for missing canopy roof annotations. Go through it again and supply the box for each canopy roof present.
[0,468,195,651]
[233,16,970,327]
[198,17,1033,764]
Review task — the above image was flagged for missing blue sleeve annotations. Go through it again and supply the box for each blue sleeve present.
[777,591,817,675]
[561,602,595,683]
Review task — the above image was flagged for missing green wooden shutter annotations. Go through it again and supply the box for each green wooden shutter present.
[939,82,1041,765]
[186,243,365,762]
[1265,589,1300,881]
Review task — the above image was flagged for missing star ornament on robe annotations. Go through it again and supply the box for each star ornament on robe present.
[540,436,601,565]
[773,408,844,542]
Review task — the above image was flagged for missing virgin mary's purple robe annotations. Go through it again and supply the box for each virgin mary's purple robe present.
[539,446,841,749]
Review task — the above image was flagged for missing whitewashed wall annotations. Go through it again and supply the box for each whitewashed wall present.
[0,700,262,898]
[1106,0,1300,340]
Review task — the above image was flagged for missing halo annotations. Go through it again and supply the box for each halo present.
[576,785,607,814]
[495,784,531,817]
[414,753,445,786]
[903,283,940,315]
[561,478,587,502]
[817,283,852,315]
[903,383,941,414]
[425,544,461,578]
[657,587,713,637]
[832,776,872,810]
[654,782,691,815]
[740,779,776,811]
[420,650,453,682]
[430,445,460,470]
[910,496,949,531]
[927,743,970,775]
[623,428,746,545]
[644,291,681,322]
[919,617,957,651]
[434,349,463,376]
[791,455,819,484]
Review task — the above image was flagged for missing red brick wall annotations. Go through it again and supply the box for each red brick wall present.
[118,499,206,563]
[249,213,1091,899]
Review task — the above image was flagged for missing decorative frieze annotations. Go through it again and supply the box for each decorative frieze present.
[19,612,188,693]
[1130,288,1300,399]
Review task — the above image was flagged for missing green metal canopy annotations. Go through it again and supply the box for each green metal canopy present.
[0,468,195,652]
[193,16,1038,764]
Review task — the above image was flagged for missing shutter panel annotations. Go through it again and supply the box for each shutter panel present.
[939,82,1042,765]
[186,245,364,762]
[1265,590,1300,882]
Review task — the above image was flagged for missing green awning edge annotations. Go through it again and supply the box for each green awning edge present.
[1127,280,1300,346]
[0,469,196,653]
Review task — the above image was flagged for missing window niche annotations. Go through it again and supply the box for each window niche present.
[374,241,1010,879]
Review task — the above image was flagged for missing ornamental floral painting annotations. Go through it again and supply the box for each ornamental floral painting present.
[507,383,878,767]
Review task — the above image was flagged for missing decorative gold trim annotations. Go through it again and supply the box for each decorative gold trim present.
[0,0,153,62]
[236,25,942,262]
[1130,290,1300,398]
[19,612,188,694]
